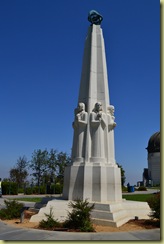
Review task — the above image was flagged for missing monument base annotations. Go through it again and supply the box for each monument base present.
[30,163,151,227]
[30,198,69,223]
[62,163,122,202]
[30,198,150,227]
[91,200,150,227]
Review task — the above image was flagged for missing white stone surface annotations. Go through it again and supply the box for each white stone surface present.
[30,199,71,223]
[63,24,121,202]
[30,198,150,228]
[63,163,122,202]
[148,152,160,185]
[71,103,88,162]
[71,24,116,166]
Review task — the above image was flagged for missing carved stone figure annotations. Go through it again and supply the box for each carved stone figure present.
[107,105,116,130]
[71,103,88,162]
[107,105,116,164]
[90,102,106,160]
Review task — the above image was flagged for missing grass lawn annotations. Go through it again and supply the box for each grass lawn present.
[7,197,42,202]
[122,194,153,202]
[7,194,154,203]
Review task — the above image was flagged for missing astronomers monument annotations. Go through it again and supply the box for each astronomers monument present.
[63,10,122,203]
[30,11,150,227]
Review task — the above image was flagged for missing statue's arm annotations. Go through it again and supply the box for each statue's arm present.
[90,112,101,126]
[107,114,116,129]
[78,112,88,126]
[101,113,106,128]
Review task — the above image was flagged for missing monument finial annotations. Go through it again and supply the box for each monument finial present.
[88,10,103,25]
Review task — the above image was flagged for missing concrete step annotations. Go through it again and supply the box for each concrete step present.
[92,216,132,227]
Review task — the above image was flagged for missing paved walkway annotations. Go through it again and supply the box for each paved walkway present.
[0,221,160,240]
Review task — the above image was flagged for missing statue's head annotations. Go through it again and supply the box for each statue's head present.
[78,102,85,111]
[88,10,103,25]
[95,102,102,112]
[108,105,115,116]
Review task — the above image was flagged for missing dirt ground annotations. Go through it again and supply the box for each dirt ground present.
[1,210,159,233]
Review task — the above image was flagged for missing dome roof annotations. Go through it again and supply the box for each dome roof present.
[146,132,160,153]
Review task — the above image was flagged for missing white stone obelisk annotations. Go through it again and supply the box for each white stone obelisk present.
[63,19,122,203]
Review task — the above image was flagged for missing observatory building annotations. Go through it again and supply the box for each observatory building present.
[143,132,160,186]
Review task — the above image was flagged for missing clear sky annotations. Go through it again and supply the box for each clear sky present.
[0,0,160,185]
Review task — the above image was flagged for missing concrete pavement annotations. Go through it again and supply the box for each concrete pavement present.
[0,198,36,210]
[0,189,159,209]
[0,221,160,240]
[122,188,160,195]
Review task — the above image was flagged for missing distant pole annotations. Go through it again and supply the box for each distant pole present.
[9,179,11,195]
[0,178,2,197]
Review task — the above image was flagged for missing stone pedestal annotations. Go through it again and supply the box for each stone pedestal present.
[30,198,150,228]
[63,163,122,202]
[91,201,150,227]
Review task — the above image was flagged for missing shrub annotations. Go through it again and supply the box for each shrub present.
[39,185,46,194]
[31,186,38,194]
[137,186,147,191]
[147,192,160,220]
[31,185,46,194]
[54,183,63,194]
[63,199,95,232]
[2,182,18,195]
[122,186,128,192]
[24,187,33,195]
[18,188,24,194]
[39,207,61,229]
[0,200,24,220]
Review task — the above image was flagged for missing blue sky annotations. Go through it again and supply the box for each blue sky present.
[0,0,160,185]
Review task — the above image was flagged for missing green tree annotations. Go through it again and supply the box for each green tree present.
[29,149,49,193]
[117,164,126,187]
[29,149,71,193]
[56,152,71,184]
[41,149,58,193]
[47,149,58,183]
[9,156,28,188]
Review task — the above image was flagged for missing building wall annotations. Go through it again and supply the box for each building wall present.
[148,152,160,185]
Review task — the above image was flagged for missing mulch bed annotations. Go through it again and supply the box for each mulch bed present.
[127,219,160,229]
